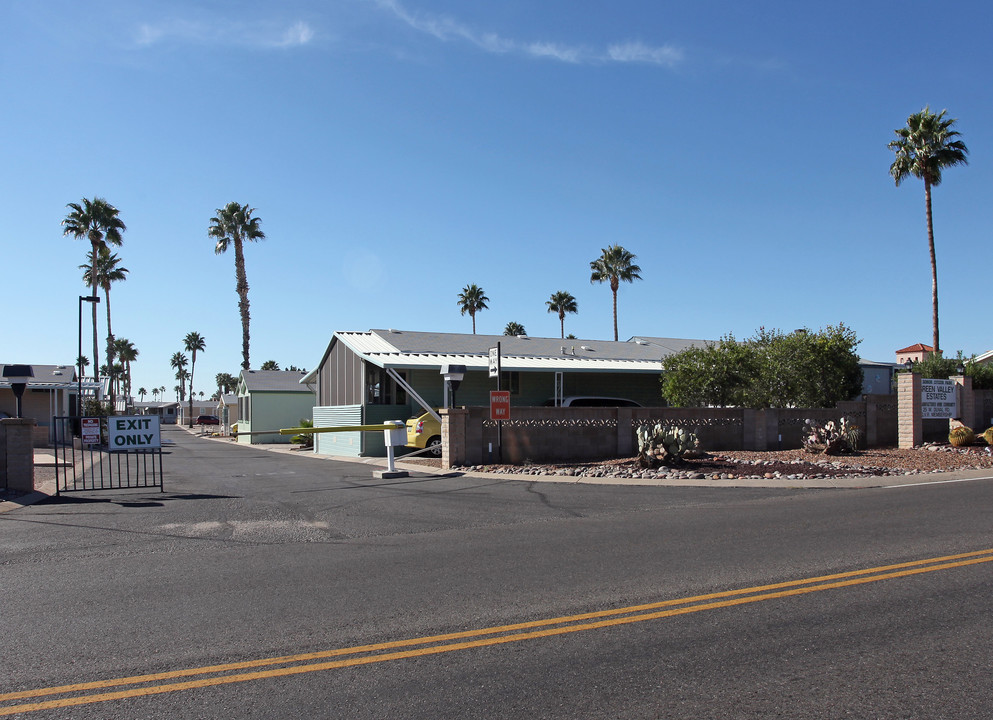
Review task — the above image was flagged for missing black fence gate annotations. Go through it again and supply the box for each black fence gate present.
[52,416,164,494]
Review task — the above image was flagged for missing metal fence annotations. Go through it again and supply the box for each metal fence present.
[52,417,164,494]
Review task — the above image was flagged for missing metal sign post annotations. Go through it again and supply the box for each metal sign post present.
[489,343,503,463]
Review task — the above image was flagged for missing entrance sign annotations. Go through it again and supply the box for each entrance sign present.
[921,378,958,419]
[81,417,101,445]
[490,391,511,421]
[108,415,161,450]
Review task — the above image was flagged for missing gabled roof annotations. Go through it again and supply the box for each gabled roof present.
[896,343,933,354]
[240,369,314,393]
[0,363,96,389]
[973,349,993,364]
[324,329,711,374]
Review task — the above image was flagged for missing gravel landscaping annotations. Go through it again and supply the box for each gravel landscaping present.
[443,444,993,481]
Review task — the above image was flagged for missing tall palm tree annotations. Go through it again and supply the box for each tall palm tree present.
[81,248,129,387]
[209,202,266,370]
[170,352,188,402]
[183,331,206,427]
[175,369,189,402]
[62,198,126,379]
[138,387,147,403]
[457,284,489,334]
[114,338,138,403]
[590,245,642,341]
[151,387,159,402]
[889,106,968,354]
[546,291,578,339]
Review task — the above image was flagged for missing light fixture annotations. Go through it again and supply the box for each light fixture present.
[3,364,34,418]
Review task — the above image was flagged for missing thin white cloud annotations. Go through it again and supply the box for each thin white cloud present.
[607,41,683,68]
[376,0,683,68]
[134,18,315,49]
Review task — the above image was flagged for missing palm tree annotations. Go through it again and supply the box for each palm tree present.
[590,245,642,341]
[138,387,147,403]
[80,247,129,385]
[114,338,138,403]
[183,331,206,426]
[170,352,188,401]
[151,387,159,402]
[62,198,126,378]
[889,106,969,354]
[504,322,526,336]
[215,372,238,396]
[546,291,578,339]
[261,360,280,371]
[209,202,266,370]
[457,284,489,334]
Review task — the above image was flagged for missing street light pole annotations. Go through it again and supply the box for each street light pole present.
[78,295,100,417]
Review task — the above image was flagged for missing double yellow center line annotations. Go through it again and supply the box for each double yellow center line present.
[4,548,993,716]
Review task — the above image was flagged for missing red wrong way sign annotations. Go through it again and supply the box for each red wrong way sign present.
[490,391,511,421]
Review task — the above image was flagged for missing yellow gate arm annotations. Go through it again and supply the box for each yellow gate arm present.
[277,423,402,436]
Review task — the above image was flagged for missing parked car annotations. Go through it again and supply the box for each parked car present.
[543,396,643,407]
[405,410,442,457]
[195,415,220,425]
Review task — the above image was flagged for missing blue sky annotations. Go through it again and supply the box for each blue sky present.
[3,0,991,399]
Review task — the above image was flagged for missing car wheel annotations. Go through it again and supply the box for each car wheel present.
[427,436,442,457]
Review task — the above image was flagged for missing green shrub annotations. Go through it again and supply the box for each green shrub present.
[949,426,975,447]
[291,418,314,448]
[983,427,993,446]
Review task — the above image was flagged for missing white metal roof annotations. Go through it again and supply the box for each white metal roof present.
[332,330,686,374]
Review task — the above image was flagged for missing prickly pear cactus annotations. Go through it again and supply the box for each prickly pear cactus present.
[637,423,699,467]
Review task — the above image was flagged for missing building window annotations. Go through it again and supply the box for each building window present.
[365,366,407,405]
[500,371,520,395]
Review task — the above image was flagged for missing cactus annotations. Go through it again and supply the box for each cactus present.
[637,423,699,467]
[949,426,975,447]
[803,417,860,455]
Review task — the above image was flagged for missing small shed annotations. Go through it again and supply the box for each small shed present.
[237,370,315,444]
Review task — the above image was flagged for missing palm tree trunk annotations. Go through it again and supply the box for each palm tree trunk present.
[560,313,565,339]
[924,179,939,354]
[471,312,476,334]
[105,287,115,407]
[90,241,100,384]
[611,288,619,342]
[188,354,196,428]
[234,238,251,369]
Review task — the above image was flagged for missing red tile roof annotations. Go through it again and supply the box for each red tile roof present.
[895,343,933,354]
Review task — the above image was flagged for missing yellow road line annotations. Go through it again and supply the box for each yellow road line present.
[3,549,992,716]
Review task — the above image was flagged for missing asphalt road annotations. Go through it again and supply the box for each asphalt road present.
[2,425,992,718]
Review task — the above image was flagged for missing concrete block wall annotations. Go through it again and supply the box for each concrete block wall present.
[1,418,36,492]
